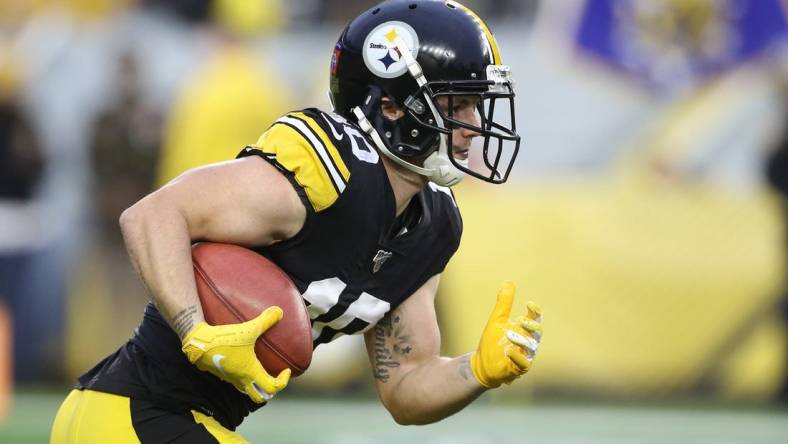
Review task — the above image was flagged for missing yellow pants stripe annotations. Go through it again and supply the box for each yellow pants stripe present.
[192,411,250,444]
[50,389,139,444]
[50,389,249,444]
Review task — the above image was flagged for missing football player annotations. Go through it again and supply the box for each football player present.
[50,1,543,442]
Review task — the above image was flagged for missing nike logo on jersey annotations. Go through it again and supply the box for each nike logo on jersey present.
[212,354,228,379]
[372,249,393,273]
[321,113,345,140]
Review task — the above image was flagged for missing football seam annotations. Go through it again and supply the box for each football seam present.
[192,260,305,373]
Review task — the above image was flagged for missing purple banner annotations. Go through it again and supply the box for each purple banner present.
[576,0,788,91]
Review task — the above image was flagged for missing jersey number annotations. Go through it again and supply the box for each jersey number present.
[301,277,390,341]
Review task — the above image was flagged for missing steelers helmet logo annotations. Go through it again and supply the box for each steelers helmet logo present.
[363,21,420,79]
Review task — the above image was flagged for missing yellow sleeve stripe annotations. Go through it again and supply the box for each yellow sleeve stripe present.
[255,122,342,212]
[277,114,348,192]
[290,112,351,183]
[448,1,502,65]
[256,121,340,211]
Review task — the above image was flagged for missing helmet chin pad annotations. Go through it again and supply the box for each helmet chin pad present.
[422,149,466,187]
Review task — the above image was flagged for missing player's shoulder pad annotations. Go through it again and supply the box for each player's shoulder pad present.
[252,108,351,212]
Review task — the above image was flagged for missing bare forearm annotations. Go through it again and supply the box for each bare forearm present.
[369,311,485,425]
[380,353,485,425]
[120,198,204,339]
[117,158,307,340]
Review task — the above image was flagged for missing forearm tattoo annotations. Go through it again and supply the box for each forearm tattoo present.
[372,314,413,383]
[172,305,199,339]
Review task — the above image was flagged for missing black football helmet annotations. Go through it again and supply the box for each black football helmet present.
[329,0,520,186]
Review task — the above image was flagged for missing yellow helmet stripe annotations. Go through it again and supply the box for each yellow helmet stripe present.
[448,1,502,65]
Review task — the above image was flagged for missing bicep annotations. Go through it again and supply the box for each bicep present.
[364,275,442,390]
[148,156,306,247]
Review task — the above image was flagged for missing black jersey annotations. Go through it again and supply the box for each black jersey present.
[243,108,463,346]
[77,108,463,430]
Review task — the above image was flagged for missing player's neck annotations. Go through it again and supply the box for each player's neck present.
[381,156,427,216]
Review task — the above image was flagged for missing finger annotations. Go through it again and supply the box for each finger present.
[505,329,539,355]
[526,301,543,322]
[515,317,543,340]
[228,381,256,402]
[273,368,292,390]
[237,363,269,404]
[504,345,531,373]
[248,367,291,404]
[261,366,290,393]
[488,281,516,323]
[253,306,284,335]
[244,381,266,404]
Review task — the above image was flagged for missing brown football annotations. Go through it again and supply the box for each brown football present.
[191,242,312,377]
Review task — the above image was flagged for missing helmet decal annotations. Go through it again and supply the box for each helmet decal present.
[362,21,420,79]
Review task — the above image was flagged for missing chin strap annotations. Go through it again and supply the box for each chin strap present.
[350,36,466,187]
[352,106,465,187]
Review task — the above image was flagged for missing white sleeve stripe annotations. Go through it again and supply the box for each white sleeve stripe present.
[286,114,348,185]
[277,115,347,193]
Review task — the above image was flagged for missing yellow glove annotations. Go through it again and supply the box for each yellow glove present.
[470,281,543,389]
[181,306,291,403]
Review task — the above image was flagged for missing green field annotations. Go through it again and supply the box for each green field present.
[3,389,787,444]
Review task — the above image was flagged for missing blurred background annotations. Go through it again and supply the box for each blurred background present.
[1,0,787,443]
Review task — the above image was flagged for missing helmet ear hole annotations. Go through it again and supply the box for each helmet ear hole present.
[380,97,405,121]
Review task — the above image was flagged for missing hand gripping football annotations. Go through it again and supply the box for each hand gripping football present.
[191,242,313,376]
